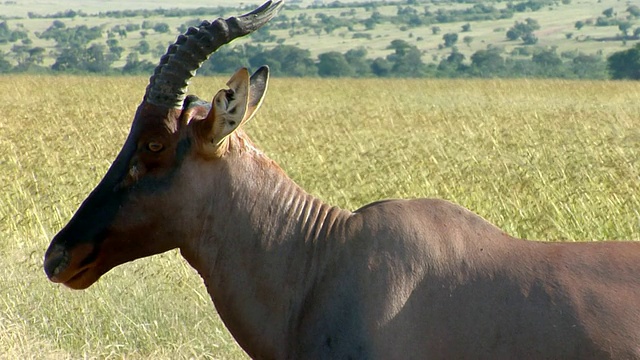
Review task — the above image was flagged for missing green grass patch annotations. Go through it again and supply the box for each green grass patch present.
[1,75,639,358]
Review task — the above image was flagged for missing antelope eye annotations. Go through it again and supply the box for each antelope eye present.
[147,142,164,152]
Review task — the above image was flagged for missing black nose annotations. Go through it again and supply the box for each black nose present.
[43,244,68,281]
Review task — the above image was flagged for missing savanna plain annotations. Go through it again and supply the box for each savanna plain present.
[1,75,639,359]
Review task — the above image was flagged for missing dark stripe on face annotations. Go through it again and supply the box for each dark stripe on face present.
[45,104,193,280]
[48,129,138,251]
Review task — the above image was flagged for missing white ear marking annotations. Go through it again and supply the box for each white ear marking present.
[197,67,270,156]
[207,68,250,145]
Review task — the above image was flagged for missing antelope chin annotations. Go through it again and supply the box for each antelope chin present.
[62,265,100,290]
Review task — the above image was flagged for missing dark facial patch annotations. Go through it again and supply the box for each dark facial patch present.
[44,103,187,284]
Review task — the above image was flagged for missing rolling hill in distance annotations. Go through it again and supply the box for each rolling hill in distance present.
[0,0,638,77]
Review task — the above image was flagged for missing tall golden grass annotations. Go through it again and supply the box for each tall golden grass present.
[1,75,638,359]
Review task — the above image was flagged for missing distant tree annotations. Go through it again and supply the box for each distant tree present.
[628,5,640,18]
[51,42,111,73]
[122,52,155,74]
[106,38,124,60]
[200,45,251,74]
[461,23,471,32]
[446,51,465,65]
[522,32,538,45]
[532,49,562,67]
[344,47,371,77]
[136,40,150,54]
[511,46,533,56]
[317,51,354,77]
[109,25,127,39]
[9,29,28,43]
[51,46,81,72]
[510,0,550,12]
[125,23,140,32]
[437,50,466,75]
[48,33,119,74]
[251,25,276,42]
[370,57,392,76]
[571,53,606,79]
[363,18,377,30]
[595,17,612,27]
[619,22,632,37]
[249,45,316,76]
[40,23,113,73]
[506,28,520,41]
[506,18,540,43]
[27,46,45,65]
[39,24,102,48]
[442,33,458,47]
[0,53,11,73]
[574,21,585,30]
[352,33,372,40]
[634,27,640,38]
[10,44,29,67]
[153,23,170,33]
[386,39,424,76]
[52,20,65,29]
[364,11,382,30]
[84,44,113,73]
[431,26,441,35]
[0,23,10,44]
[602,8,614,18]
[607,43,640,79]
[153,43,165,57]
[565,32,573,39]
[406,14,424,27]
[470,49,504,76]
[463,36,474,47]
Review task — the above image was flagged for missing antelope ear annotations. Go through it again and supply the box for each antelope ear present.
[209,65,270,141]
[195,66,270,156]
[208,67,251,146]
[245,65,270,123]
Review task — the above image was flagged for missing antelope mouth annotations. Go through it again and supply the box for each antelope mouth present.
[62,265,100,290]
[67,267,89,283]
[44,242,101,289]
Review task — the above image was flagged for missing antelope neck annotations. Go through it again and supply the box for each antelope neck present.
[179,136,352,357]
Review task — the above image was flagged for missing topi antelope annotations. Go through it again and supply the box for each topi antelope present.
[44,1,640,358]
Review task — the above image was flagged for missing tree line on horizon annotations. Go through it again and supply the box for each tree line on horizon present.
[0,0,639,80]
[1,32,638,80]
[221,39,640,80]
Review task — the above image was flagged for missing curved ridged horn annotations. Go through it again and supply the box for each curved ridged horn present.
[145,0,283,108]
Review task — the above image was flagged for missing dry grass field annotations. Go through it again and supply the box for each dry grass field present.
[1,75,639,358]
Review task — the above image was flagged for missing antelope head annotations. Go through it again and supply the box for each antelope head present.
[43,1,282,290]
